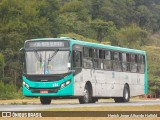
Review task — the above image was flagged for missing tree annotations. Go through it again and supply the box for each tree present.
[90,0,104,19]
[112,25,148,48]
[0,53,5,78]
[99,0,136,27]
[91,19,116,42]
[136,5,153,29]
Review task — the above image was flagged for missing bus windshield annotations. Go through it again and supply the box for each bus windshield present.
[25,50,70,75]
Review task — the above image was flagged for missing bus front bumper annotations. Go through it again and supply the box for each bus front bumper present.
[22,83,73,97]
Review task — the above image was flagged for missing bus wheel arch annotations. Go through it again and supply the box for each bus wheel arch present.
[86,81,93,97]
[79,81,93,104]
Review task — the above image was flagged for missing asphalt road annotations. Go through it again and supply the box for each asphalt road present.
[0,100,160,111]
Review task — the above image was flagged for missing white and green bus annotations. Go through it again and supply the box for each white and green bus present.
[20,37,148,104]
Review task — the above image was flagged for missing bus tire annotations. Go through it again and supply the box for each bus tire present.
[91,98,98,103]
[122,84,130,102]
[79,85,91,104]
[114,97,122,103]
[40,97,51,105]
[114,85,130,103]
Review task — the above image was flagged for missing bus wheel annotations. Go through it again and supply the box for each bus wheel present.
[114,97,122,103]
[79,85,91,104]
[122,84,130,102]
[91,98,98,103]
[114,85,130,103]
[40,97,51,105]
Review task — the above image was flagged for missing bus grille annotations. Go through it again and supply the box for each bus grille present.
[29,87,60,93]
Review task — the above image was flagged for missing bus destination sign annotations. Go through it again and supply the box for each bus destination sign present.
[25,41,69,48]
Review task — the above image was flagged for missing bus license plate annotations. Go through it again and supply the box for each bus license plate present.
[40,90,48,93]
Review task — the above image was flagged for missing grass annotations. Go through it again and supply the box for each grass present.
[22,102,28,105]
[0,98,39,105]
[10,102,19,105]
[44,105,160,111]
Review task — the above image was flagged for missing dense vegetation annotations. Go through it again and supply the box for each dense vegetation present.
[0,0,160,99]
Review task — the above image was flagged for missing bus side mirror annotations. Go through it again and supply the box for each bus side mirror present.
[20,48,25,52]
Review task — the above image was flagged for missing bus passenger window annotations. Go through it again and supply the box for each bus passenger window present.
[83,47,89,57]
[135,54,138,63]
[122,53,127,62]
[130,54,138,72]
[130,54,135,62]
[83,58,93,68]
[99,50,105,59]
[93,59,99,69]
[139,55,145,64]
[122,53,127,72]
[93,49,98,58]
[112,52,122,71]
[89,48,93,58]
[130,63,137,72]
[126,53,130,62]
[105,51,111,60]
[142,56,145,64]
[103,51,111,70]
[73,51,82,67]
[138,55,145,73]
[113,52,119,61]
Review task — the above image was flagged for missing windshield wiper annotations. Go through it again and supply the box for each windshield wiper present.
[33,49,42,62]
[47,49,59,64]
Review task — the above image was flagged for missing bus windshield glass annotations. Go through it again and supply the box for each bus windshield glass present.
[25,50,69,74]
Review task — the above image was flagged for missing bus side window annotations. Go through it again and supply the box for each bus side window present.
[73,51,82,68]
[93,49,99,69]
[105,50,111,60]
[122,53,127,72]
[93,49,98,58]
[112,51,122,71]
[83,47,89,57]
[130,54,138,72]
[103,50,111,70]
[99,50,105,59]
[126,53,130,62]
[142,55,145,73]
[142,56,145,64]
[113,51,119,61]
[89,48,93,58]
[99,49,105,69]
[83,47,93,68]
[138,55,145,73]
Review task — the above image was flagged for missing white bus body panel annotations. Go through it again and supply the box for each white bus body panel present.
[74,68,145,97]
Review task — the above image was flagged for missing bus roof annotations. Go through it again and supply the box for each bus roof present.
[30,37,146,55]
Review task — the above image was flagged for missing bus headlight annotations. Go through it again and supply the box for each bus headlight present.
[23,81,30,89]
[60,80,71,89]
[23,81,26,86]
[61,83,65,89]
[66,80,71,85]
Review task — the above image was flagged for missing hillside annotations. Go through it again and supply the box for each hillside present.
[0,0,160,99]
